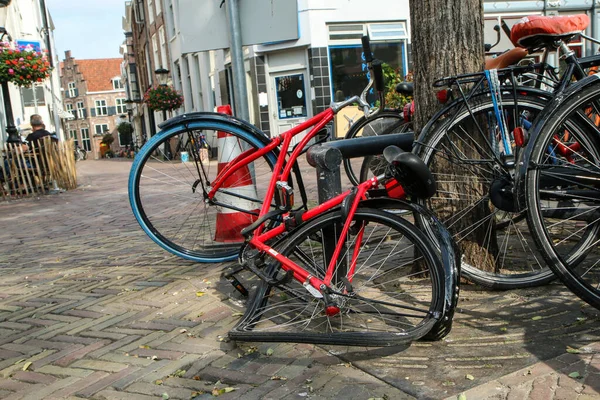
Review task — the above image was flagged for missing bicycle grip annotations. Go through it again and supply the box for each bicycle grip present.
[372,60,385,92]
[361,35,373,63]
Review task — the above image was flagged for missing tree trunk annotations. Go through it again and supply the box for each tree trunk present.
[409,0,499,272]
[409,1,484,130]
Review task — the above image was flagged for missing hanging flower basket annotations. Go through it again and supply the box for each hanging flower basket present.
[143,85,184,111]
[0,42,52,86]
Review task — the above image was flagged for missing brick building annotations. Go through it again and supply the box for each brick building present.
[60,52,128,159]
[123,0,173,145]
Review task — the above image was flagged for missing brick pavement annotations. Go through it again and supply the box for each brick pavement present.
[0,159,598,400]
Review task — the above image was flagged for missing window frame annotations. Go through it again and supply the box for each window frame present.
[68,129,78,146]
[112,77,124,90]
[95,99,108,116]
[159,26,167,70]
[68,81,77,98]
[95,123,109,135]
[81,127,91,151]
[76,101,85,119]
[147,0,155,24]
[152,33,160,70]
[116,98,127,115]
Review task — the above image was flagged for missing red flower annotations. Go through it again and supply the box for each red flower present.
[0,46,52,86]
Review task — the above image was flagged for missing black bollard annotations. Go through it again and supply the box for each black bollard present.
[306,144,345,282]
[306,144,343,203]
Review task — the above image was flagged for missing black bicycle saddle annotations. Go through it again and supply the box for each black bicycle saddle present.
[395,82,414,96]
[383,145,436,199]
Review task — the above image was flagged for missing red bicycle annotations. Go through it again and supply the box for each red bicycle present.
[129,37,459,345]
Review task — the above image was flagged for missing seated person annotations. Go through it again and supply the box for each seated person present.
[26,114,57,148]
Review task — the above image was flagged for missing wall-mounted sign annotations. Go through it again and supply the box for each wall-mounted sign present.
[178,0,299,53]
[15,40,42,52]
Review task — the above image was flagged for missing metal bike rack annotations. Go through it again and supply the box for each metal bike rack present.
[308,131,415,201]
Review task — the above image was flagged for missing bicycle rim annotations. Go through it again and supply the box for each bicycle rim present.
[230,208,446,346]
[416,95,556,289]
[129,121,276,263]
[526,84,600,308]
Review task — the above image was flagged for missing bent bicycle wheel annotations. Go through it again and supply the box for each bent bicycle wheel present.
[525,82,600,309]
[230,208,448,346]
[129,118,277,263]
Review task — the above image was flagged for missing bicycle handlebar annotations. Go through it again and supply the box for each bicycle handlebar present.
[331,35,380,117]
[484,25,501,52]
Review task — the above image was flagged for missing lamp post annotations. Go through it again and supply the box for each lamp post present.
[154,67,171,159]
[154,67,169,122]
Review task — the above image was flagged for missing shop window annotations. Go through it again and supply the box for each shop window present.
[275,74,307,119]
[329,42,406,105]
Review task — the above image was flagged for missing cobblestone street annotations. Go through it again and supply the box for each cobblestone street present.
[0,159,599,400]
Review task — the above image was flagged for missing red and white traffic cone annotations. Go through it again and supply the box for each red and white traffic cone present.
[214,105,260,242]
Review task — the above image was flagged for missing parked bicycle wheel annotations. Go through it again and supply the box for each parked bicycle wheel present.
[524,81,600,309]
[342,110,410,185]
[75,147,86,161]
[414,93,555,289]
[129,117,277,263]
[230,208,450,346]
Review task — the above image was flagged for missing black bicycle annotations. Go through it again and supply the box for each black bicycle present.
[359,14,600,290]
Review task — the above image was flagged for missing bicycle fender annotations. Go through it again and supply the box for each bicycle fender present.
[514,73,600,211]
[158,112,272,146]
[359,198,460,320]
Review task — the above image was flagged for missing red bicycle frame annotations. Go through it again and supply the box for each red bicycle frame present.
[207,106,401,294]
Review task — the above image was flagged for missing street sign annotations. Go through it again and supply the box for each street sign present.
[178,0,299,54]
[16,40,42,52]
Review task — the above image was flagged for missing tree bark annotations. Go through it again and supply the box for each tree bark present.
[409,0,484,131]
[410,1,499,272]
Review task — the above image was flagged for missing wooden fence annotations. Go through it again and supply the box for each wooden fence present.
[1,137,77,200]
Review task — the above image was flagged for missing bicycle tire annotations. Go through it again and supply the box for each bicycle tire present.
[414,93,556,289]
[230,207,449,346]
[342,110,410,185]
[129,119,277,263]
[524,82,600,309]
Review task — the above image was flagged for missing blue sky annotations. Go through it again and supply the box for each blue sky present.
[46,0,126,60]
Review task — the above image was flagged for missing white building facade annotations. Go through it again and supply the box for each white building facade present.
[162,0,411,141]
[0,0,66,147]
[154,0,599,144]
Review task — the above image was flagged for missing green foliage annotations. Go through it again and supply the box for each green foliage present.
[117,122,133,147]
[381,63,412,110]
[117,121,133,137]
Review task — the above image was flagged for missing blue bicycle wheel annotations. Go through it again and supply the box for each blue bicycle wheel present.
[129,115,277,263]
